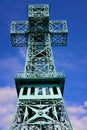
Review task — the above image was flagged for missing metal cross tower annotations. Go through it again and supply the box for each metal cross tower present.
[9,4,73,130]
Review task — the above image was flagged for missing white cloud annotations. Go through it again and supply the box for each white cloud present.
[84,101,87,107]
[67,102,87,130]
[0,87,17,130]
[67,105,86,115]
[69,115,87,130]
[0,87,17,104]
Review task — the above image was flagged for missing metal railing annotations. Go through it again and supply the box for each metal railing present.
[15,71,65,79]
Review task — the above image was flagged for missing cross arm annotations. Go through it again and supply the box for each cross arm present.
[10,20,68,47]
[10,21,29,47]
[49,20,68,46]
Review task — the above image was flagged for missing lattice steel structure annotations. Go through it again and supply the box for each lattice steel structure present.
[9,4,73,130]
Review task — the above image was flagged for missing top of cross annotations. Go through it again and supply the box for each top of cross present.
[10,4,68,47]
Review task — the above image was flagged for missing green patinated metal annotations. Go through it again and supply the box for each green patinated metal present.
[9,4,73,130]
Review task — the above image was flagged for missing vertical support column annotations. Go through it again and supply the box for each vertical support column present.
[35,88,39,96]
[19,88,23,96]
[43,88,46,95]
[50,87,54,95]
[28,88,31,95]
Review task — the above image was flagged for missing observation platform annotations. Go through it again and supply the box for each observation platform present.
[15,71,65,96]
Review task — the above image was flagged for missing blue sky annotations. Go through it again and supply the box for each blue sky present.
[0,0,87,130]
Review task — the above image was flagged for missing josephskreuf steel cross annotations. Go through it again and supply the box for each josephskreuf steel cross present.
[9,4,73,130]
[10,4,68,79]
